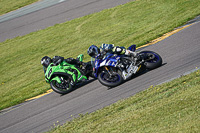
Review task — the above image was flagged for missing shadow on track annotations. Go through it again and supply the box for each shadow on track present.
[60,78,97,96]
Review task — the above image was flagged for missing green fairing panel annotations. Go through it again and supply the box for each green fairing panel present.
[45,60,87,84]
[62,62,87,81]
[45,63,65,79]
[62,61,82,78]
[77,54,84,62]
[51,76,61,83]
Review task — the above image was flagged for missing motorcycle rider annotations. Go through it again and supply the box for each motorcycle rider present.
[41,55,91,76]
[87,43,144,79]
[87,43,141,60]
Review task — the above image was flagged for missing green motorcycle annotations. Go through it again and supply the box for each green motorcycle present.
[42,54,92,94]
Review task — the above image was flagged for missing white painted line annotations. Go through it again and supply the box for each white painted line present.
[59,0,66,3]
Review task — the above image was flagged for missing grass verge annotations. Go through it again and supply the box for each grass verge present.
[0,0,200,110]
[47,70,200,133]
[0,0,38,16]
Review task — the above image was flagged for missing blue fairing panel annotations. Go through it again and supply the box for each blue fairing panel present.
[128,44,136,52]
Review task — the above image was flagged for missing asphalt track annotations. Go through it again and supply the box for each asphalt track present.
[0,0,131,42]
[0,0,200,133]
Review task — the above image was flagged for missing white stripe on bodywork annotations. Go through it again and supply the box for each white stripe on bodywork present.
[100,60,107,67]
[106,60,111,66]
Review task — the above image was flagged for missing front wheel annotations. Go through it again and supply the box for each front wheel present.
[50,77,73,94]
[98,69,123,87]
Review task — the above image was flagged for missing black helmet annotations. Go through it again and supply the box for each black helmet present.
[87,45,100,58]
[41,56,52,68]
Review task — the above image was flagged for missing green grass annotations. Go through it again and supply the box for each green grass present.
[0,0,38,16]
[0,0,200,110]
[47,70,200,133]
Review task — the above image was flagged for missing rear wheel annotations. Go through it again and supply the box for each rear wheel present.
[50,76,73,94]
[98,67,123,87]
[140,51,162,69]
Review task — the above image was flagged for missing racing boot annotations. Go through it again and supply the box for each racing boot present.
[125,49,138,61]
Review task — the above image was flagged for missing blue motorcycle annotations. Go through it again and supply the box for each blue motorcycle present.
[90,45,162,87]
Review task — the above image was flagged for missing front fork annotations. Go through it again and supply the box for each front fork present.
[104,66,115,77]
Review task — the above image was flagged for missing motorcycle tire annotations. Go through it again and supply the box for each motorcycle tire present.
[140,51,162,70]
[98,70,123,87]
[50,79,73,94]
